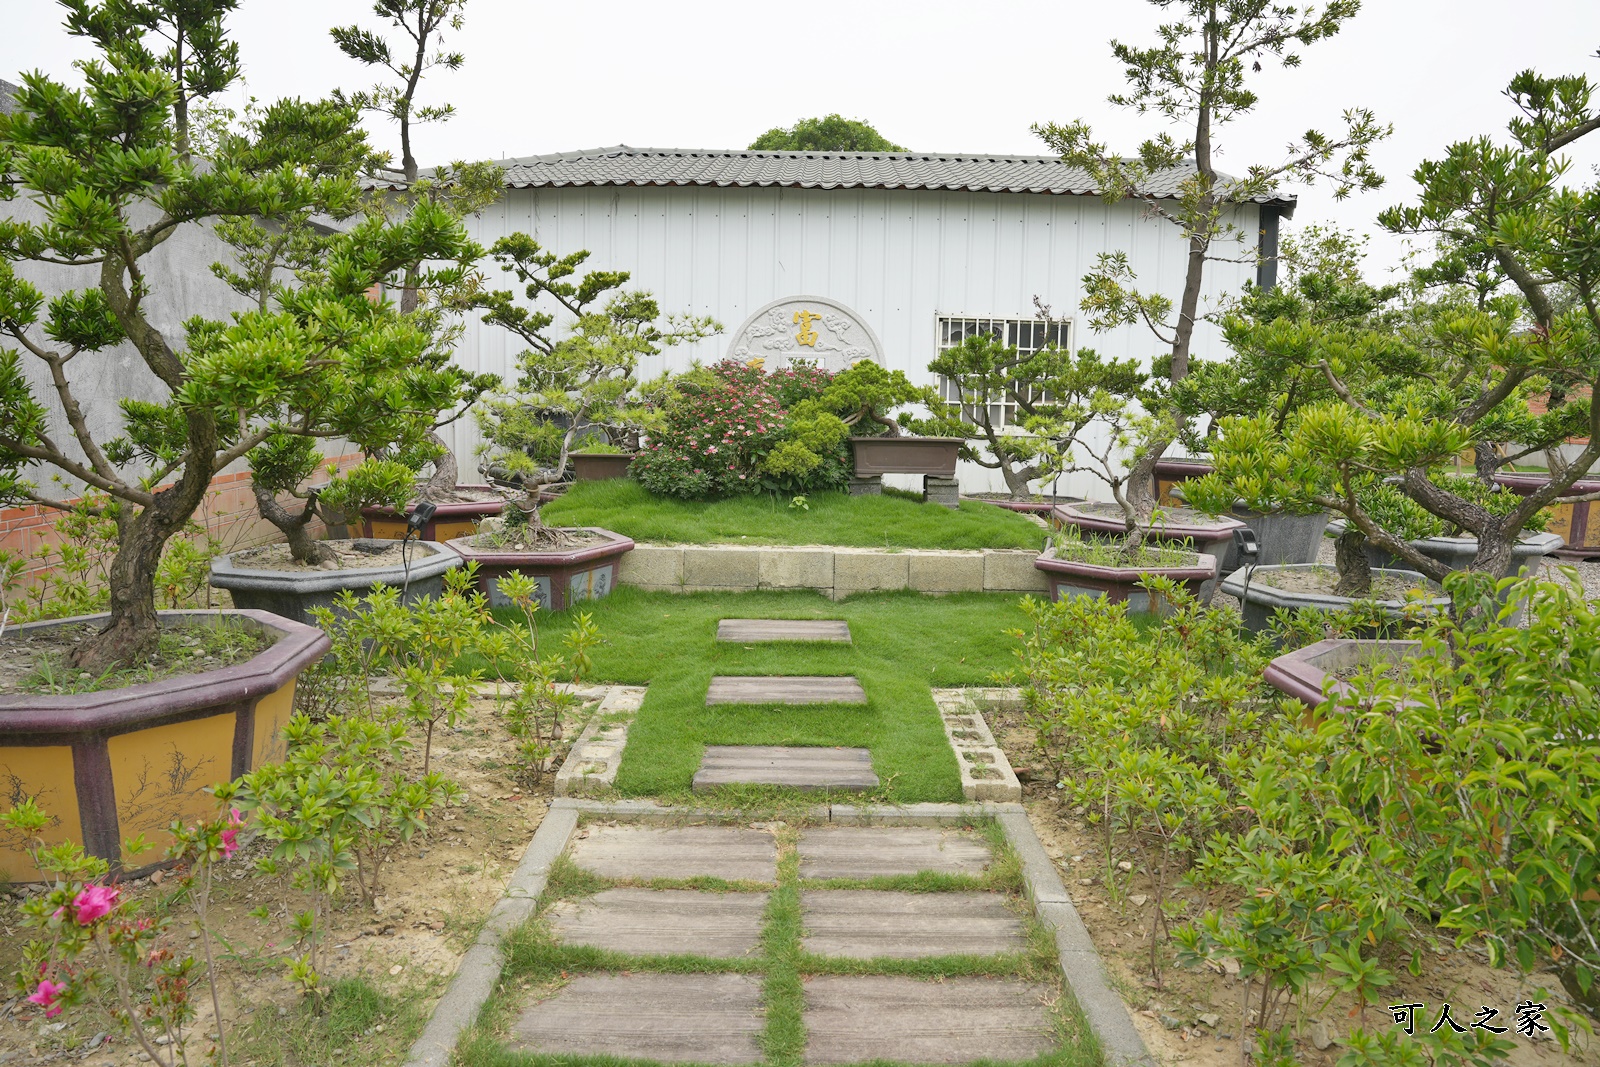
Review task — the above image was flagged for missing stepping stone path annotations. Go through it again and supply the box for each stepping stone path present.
[694,745,879,792]
[717,618,852,643]
[510,824,1061,1066]
[706,675,866,705]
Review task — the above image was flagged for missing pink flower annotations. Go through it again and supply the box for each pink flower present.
[28,979,66,1018]
[72,885,119,925]
[221,808,243,857]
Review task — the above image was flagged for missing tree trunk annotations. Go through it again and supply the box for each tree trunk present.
[69,510,167,673]
[253,483,335,565]
[1467,518,1517,580]
[1332,526,1372,597]
[419,430,460,501]
[999,457,1040,500]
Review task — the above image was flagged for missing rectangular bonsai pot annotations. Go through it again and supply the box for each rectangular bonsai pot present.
[1153,456,1214,506]
[447,527,635,611]
[1264,637,1426,710]
[1052,501,1242,600]
[848,436,962,478]
[569,453,636,481]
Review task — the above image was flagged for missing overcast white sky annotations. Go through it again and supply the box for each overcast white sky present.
[7,0,1599,280]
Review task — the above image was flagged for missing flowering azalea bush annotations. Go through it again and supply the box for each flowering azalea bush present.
[5,798,245,1066]
[632,360,850,498]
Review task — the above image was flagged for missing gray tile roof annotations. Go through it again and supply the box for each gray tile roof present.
[373,145,1295,207]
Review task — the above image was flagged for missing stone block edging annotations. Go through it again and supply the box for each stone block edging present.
[402,797,1152,1067]
[553,686,646,796]
[618,543,1050,600]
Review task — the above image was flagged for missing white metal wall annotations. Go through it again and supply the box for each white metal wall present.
[451,185,1260,496]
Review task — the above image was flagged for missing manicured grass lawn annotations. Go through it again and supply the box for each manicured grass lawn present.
[539,479,1047,551]
[466,587,1040,803]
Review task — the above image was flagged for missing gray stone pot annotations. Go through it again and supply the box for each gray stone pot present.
[1168,487,1328,569]
[1220,563,1449,635]
[209,538,462,626]
[1356,529,1565,578]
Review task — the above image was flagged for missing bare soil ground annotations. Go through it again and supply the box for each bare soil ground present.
[985,707,1600,1067]
[229,539,435,573]
[0,688,602,1066]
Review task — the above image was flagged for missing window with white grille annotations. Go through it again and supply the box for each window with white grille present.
[935,316,1071,429]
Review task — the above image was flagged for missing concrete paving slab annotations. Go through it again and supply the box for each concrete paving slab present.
[717,619,852,643]
[801,890,1025,958]
[798,826,994,878]
[548,888,768,958]
[694,746,879,792]
[566,825,778,881]
[706,675,866,704]
[802,975,1056,1065]
[510,973,764,1064]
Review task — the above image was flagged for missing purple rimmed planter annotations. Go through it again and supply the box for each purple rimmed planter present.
[446,527,635,611]
[1051,501,1244,600]
[1494,471,1600,559]
[0,610,329,880]
[1265,638,1427,711]
[360,484,505,543]
[848,436,962,478]
[1153,456,1214,506]
[1033,548,1218,615]
[569,453,636,481]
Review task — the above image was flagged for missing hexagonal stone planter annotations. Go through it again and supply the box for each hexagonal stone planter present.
[447,527,635,611]
[360,484,505,542]
[210,539,462,626]
[1032,548,1217,614]
[570,453,636,481]
[1220,563,1449,635]
[0,610,328,880]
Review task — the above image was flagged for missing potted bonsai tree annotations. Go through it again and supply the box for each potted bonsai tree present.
[923,308,1144,511]
[458,235,716,608]
[1026,368,1241,608]
[0,7,450,868]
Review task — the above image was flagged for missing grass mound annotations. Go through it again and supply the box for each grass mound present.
[539,479,1047,551]
[466,587,1043,803]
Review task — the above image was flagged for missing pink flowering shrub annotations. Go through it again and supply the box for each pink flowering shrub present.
[632,360,850,498]
[4,798,245,1066]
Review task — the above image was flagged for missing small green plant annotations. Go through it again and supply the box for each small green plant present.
[226,712,459,986]
[483,571,602,788]
[788,494,809,511]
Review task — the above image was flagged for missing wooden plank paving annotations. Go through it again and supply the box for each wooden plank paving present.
[567,826,778,881]
[693,746,879,792]
[717,619,852,643]
[549,889,769,958]
[802,976,1055,1065]
[705,675,866,705]
[511,973,764,1064]
[798,827,995,879]
[800,891,1025,959]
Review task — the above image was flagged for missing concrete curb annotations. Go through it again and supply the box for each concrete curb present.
[996,812,1157,1067]
[401,804,580,1067]
[618,543,1051,600]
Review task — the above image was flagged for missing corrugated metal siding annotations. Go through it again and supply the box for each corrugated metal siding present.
[450,185,1258,495]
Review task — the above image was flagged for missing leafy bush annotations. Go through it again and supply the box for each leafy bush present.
[632,360,849,498]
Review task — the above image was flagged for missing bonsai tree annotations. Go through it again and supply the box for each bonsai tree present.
[1187,59,1600,592]
[475,234,717,537]
[1033,0,1386,536]
[808,360,938,437]
[0,5,483,670]
[926,310,1146,499]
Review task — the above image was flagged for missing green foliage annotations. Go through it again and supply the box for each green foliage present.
[748,114,906,153]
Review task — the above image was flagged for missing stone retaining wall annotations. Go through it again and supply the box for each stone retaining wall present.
[618,544,1050,599]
